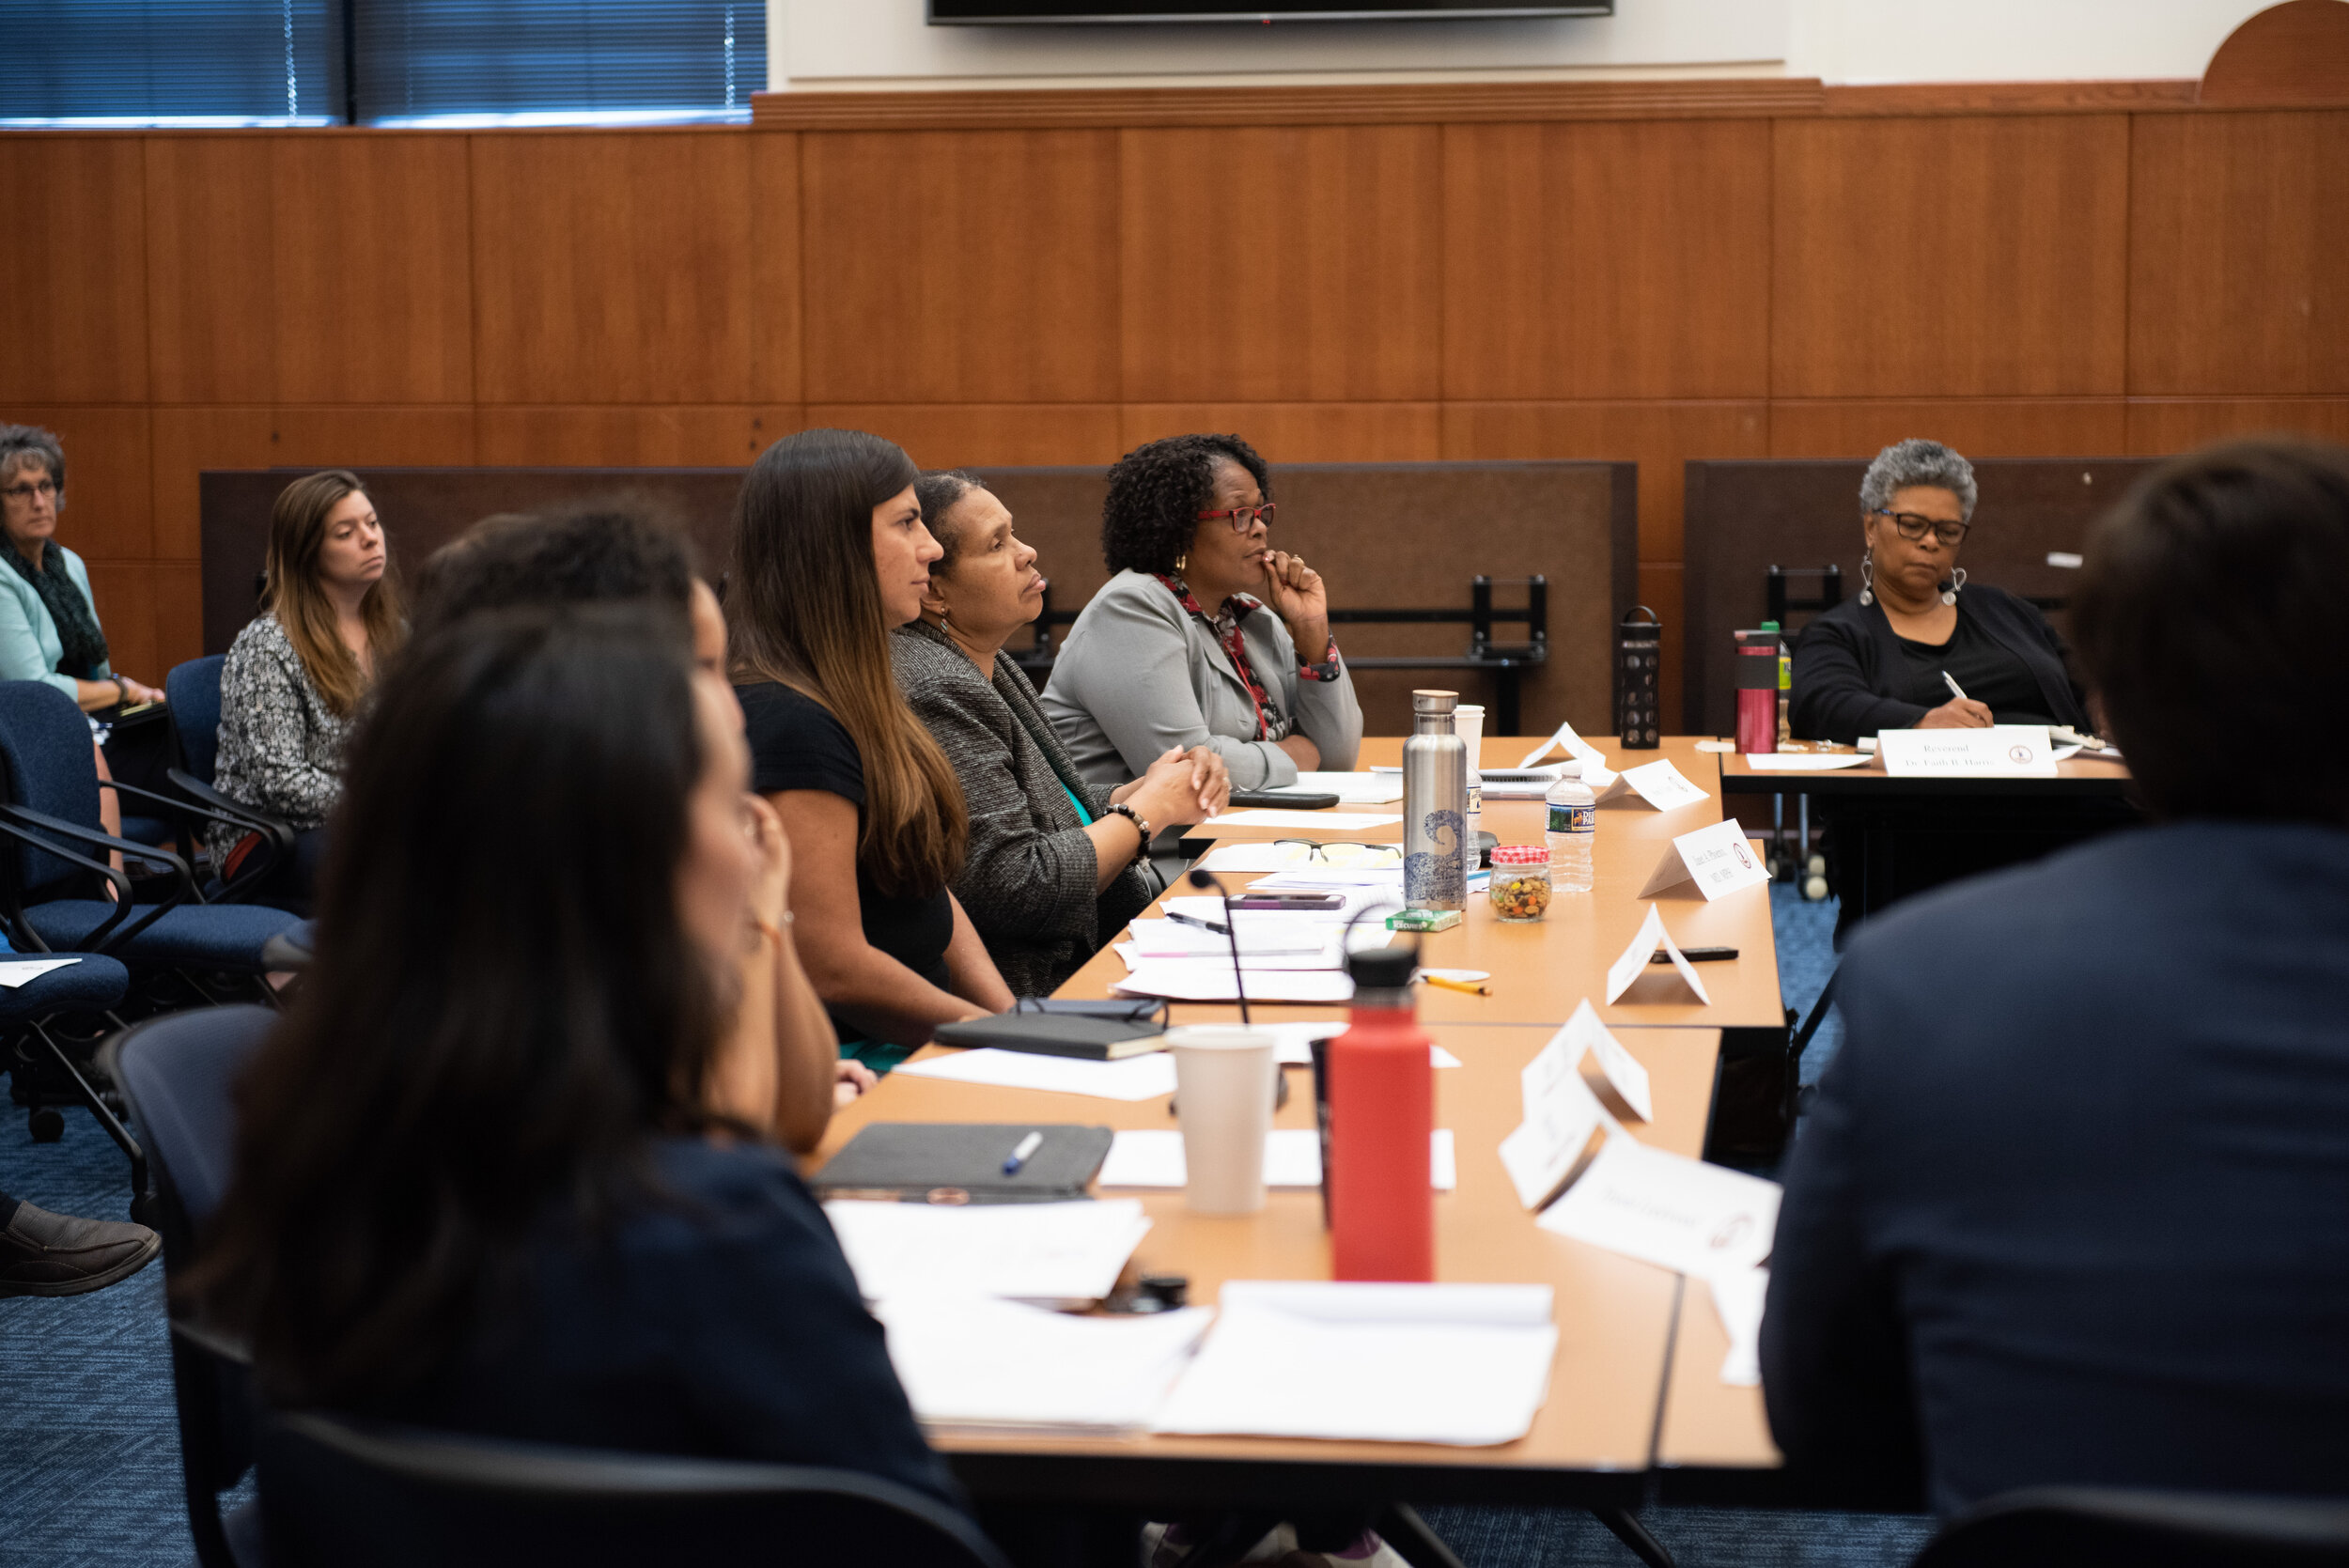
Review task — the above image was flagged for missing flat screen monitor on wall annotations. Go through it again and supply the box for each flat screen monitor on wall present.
[931,1,1608,20]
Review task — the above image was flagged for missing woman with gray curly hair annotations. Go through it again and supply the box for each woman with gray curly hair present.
[1789,438,2091,745]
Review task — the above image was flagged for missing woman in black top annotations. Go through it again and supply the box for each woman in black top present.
[728,430,1014,1060]
[195,604,957,1508]
[1791,439,2092,745]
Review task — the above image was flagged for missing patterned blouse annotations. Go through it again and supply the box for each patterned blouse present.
[1151,573,1342,743]
[207,613,359,868]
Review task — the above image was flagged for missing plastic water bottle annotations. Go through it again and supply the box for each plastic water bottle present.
[1544,761,1595,893]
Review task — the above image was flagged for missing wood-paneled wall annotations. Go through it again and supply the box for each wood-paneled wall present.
[7,96,2346,726]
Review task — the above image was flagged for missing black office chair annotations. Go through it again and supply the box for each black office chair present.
[104,1004,278,1568]
[1914,1486,2349,1567]
[257,1410,1015,1568]
[163,655,297,905]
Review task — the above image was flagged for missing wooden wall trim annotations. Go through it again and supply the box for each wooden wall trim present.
[752,79,1828,132]
[1821,80,2201,116]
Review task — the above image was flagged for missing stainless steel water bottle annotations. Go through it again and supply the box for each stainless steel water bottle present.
[1403,690,1468,911]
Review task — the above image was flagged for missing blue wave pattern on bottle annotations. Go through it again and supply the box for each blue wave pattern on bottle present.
[1404,808,1467,906]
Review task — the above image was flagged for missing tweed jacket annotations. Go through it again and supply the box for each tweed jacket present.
[209,613,354,866]
[893,620,1157,998]
[1039,568,1362,790]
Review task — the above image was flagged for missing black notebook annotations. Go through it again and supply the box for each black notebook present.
[932,1013,1167,1061]
[811,1123,1114,1204]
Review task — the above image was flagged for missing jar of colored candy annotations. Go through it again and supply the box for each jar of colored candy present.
[1488,846,1552,923]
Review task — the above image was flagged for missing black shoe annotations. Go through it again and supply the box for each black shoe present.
[0,1202,162,1297]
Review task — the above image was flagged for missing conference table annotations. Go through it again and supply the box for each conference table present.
[811,736,1791,1536]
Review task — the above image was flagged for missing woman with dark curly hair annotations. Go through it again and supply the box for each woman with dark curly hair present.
[1041,434,1361,790]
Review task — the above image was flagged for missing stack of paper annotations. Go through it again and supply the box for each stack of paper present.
[1204,809,1404,831]
[1098,1128,1458,1190]
[1479,768,1565,800]
[822,1198,1153,1306]
[891,1048,1177,1101]
[1111,961,1356,1004]
[876,1295,1215,1436]
[1153,1281,1559,1446]
[1293,771,1405,804]
[1516,720,1618,789]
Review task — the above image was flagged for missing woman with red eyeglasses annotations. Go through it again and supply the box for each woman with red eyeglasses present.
[1790,439,2092,746]
[1042,433,1362,791]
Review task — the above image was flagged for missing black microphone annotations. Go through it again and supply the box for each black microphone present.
[1186,867,1251,1025]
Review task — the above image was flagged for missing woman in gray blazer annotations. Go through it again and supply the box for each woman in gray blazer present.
[895,472,1228,997]
[1041,434,1361,791]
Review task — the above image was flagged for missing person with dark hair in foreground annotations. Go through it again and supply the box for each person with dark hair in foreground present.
[194,603,958,1506]
[1764,438,2349,1513]
[895,471,1227,996]
[410,503,868,1143]
[1042,433,1361,790]
[728,430,1013,1063]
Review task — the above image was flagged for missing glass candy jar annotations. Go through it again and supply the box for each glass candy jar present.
[1488,846,1552,923]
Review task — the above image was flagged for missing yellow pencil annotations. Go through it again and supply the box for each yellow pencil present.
[1421,975,1490,997]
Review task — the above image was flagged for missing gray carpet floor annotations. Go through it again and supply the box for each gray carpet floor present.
[0,882,1924,1566]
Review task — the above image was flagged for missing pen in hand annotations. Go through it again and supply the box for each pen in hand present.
[1002,1130,1043,1175]
[1941,671,1970,704]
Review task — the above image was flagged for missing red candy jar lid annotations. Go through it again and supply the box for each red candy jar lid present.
[1490,845,1550,865]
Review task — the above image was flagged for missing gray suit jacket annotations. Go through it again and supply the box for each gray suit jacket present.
[1039,569,1362,790]
[893,621,1157,999]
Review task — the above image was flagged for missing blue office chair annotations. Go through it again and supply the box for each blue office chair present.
[163,656,296,906]
[104,1005,275,1568]
[257,1411,1012,1568]
[1914,1486,2349,1566]
[1,952,142,1195]
[0,681,298,1004]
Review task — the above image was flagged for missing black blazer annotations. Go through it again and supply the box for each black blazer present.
[1788,585,2090,744]
[1762,820,2349,1514]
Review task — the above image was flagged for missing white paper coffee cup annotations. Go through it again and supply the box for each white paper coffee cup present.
[1165,1025,1277,1215]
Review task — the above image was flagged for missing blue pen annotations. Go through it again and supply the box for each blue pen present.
[1002,1130,1043,1175]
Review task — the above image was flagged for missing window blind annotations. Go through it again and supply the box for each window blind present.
[355,1,763,124]
[1,2,341,125]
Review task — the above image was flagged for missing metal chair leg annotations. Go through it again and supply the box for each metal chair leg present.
[1375,1505,1469,1568]
[31,1022,150,1219]
[1591,1505,1677,1568]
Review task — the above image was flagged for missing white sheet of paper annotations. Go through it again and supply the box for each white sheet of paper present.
[877,1296,1215,1435]
[1497,1068,1616,1211]
[1637,818,1774,902]
[1535,1134,1781,1281]
[1552,998,1654,1122]
[1098,1128,1455,1190]
[1153,1281,1559,1447]
[1194,841,1312,874]
[1594,757,1710,812]
[1252,1021,1460,1069]
[1875,724,2058,778]
[824,1198,1153,1305]
[1294,771,1406,804]
[0,957,81,988]
[1604,904,1711,1005]
[892,1048,1178,1101]
[1515,720,1618,789]
[1204,809,1404,831]
[1740,752,1873,772]
[1165,887,1404,926]
[1115,941,1339,974]
[1709,1265,1769,1387]
[1111,960,1356,1005]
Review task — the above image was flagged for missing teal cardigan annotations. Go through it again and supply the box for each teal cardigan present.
[0,544,111,699]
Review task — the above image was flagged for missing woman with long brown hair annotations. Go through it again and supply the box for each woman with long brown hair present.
[728,429,1012,1063]
[210,469,405,914]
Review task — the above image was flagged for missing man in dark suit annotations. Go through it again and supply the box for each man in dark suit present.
[1762,438,2349,1514]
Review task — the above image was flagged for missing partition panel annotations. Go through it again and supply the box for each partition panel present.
[145,135,276,405]
[0,137,148,404]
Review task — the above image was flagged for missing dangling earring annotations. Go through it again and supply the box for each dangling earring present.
[1939,567,1967,607]
[935,606,953,634]
[1174,552,1189,575]
[1859,549,1875,606]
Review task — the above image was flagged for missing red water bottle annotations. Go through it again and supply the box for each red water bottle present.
[1328,946,1434,1281]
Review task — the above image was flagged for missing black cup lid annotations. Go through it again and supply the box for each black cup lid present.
[1346,946,1418,989]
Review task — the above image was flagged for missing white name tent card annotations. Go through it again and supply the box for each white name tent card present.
[1593,757,1709,813]
[1534,1134,1781,1282]
[1875,724,2058,779]
[1709,1265,1769,1388]
[1515,719,1618,789]
[1541,998,1654,1122]
[1152,1281,1560,1447]
[1099,1128,1457,1191]
[1604,904,1711,1006]
[1498,1069,1616,1211]
[1637,818,1773,902]
[876,1295,1216,1436]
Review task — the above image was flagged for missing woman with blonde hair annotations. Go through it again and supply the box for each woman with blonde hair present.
[729,429,1012,1064]
[210,469,405,914]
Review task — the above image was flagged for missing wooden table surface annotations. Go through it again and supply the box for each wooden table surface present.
[1057,737,1784,1032]
[816,1018,1725,1505]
